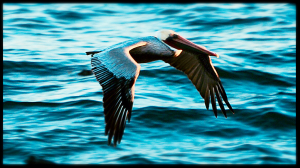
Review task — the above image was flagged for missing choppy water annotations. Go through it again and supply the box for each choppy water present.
[3,3,296,164]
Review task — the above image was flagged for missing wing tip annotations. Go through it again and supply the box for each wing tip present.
[86,51,102,56]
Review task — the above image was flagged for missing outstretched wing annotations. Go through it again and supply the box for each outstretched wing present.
[91,41,146,146]
[163,50,234,118]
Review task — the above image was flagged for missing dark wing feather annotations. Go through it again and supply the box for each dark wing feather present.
[91,57,137,146]
[163,50,234,118]
[90,42,144,146]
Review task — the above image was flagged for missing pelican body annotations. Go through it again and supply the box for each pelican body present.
[87,30,234,146]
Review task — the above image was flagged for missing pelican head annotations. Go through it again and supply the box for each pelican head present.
[155,29,219,58]
[156,29,176,41]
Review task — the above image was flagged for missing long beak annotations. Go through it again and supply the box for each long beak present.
[164,35,219,58]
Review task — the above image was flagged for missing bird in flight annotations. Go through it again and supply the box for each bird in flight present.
[86,29,234,146]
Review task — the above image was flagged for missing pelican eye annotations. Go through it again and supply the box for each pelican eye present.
[165,33,178,41]
[172,34,178,38]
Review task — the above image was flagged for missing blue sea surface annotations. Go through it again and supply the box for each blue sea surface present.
[3,3,296,164]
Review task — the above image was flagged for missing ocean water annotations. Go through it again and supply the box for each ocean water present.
[3,3,296,164]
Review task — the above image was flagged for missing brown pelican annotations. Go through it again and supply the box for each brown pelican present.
[86,29,234,146]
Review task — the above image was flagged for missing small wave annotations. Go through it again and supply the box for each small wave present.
[247,26,295,35]
[57,39,76,42]
[190,6,221,12]
[3,101,62,109]
[214,143,290,164]
[243,37,293,41]
[13,8,32,14]
[233,107,295,132]
[63,99,101,108]
[93,9,118,14]
[229,17,273,25]
[36,85,62,92]
[65,26,91,30]
[115,154,155,164]
[6,17,48,24]
[133,106,214,126]
[249,111,295,131]
[216,68,294,87]
[203,127,257,139]
[3,99,101,110]
[13,23,56,30]
[44,9,94,22]
[159,9,182,15]
[3,60,69,76]
[186,16,273,27]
